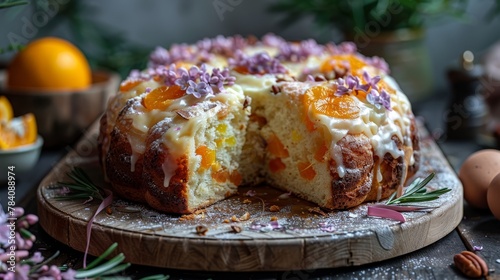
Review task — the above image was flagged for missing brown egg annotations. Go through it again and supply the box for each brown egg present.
[459,149,500,209]
[488,173,500,220]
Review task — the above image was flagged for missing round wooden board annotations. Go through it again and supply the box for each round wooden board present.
[37,122,463,271]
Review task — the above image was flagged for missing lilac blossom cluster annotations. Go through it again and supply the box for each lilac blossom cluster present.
[261,33,286,47]
[148,44,197,68]
[326,41,358,55]
[196,35,247,56]
[335,71,391,110]
[276,39,325,62]
[365,56,390,74]
[126,64,236,98]
[229,51,287,75]
[0,206,76,279]
[173,64,236,98]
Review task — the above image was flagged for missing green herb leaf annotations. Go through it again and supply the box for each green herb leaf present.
[84,242,119,270]
[139,275,171,280]
[55,167,105,201]
[75,253,126,278]
[386,173,451,205]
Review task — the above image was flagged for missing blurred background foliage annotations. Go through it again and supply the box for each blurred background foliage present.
[269,0,500,34]
[1,0,150,77]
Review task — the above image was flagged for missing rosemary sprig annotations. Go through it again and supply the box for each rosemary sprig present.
[386,173,451,205]
[56,167,105,201]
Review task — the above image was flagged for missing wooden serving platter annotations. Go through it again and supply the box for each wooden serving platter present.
[37,121,463,271]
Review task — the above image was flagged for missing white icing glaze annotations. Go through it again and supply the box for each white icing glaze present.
[331,143,345,178]
[162,157,177,187]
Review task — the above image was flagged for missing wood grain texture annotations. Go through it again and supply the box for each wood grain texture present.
[36,121,463,271]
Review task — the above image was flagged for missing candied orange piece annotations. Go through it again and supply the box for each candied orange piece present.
[0,113,37,149]
[302,112,316,132]
[119,80,142,92]
[269,158,286,173]
[196,145,216,171]
[303,86,360,119]
[250,114,267,126]
[212,168,230,183]
[314,144,328,162]
[143,85,185,110]
[320,54,367,74]
[267,133,289,158]
[233,65,249,75]
[297,161,316,180]
[229,170,243,185]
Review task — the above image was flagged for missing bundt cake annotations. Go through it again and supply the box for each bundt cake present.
[98,34,420,214]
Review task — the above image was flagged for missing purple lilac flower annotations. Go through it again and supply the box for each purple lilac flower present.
[230,51,287,75]
[208,68,236,92]
[169,44,194,62]
[148,46,170,67]
[338,42,357,54]
[326,41,357,54]
[276,39,324,62]
[359,71,381,92]
[367,89,391,110]
[367,56,390,73]
[165,64,179,85]
[175,66,201,90]
[186,80,213,98]
[336,75,361,96]
[61,268,77,280]
[196,38,212,51]
[148,44,195,67]
[197,35,246,56]
[28,252,44,263]
[262,33,286,47]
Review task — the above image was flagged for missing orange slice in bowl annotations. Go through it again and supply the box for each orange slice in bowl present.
[0,96,13,122]
[0,113,38,149]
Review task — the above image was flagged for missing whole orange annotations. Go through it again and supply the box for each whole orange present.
[7,37,91,90]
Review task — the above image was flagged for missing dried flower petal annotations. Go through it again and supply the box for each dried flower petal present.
[367,206,406,222]
[245,190,256,197]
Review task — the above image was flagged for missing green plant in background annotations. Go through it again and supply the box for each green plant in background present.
[1,0,150,77]
[0,0,27,54]
[0,0,27,9]
[269,0,500,35]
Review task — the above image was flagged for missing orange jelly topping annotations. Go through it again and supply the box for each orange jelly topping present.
[143,85,185,110]
[320,54,367,74]
[303,86,360,119]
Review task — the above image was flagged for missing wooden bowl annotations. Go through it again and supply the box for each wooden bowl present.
[0,70,120,147]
